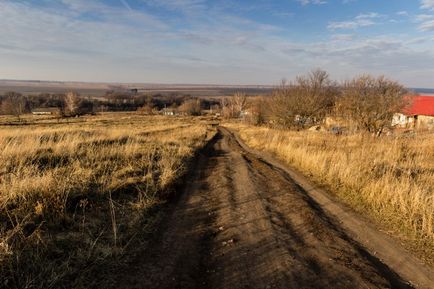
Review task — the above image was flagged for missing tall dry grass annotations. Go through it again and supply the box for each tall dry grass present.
[226,123,434,264]
[0,113,216,288]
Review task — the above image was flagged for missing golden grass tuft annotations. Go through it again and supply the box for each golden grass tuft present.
[0,113,216,288]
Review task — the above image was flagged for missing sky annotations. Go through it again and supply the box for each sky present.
[1,0,434,87]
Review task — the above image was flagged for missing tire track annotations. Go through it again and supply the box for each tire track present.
[111,127,421,289]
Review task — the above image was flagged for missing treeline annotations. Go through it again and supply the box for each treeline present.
[0,92,94,117]
[0,70,410,134]
[0,91,219,117]
[228,70,409,136]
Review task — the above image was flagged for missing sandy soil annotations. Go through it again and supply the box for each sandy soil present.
[109,127,432,289]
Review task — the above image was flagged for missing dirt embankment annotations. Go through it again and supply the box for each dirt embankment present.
[109,127,433,289]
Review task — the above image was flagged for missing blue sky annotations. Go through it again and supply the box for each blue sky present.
[1,0,434,87]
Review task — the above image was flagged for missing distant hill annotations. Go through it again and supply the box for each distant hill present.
[412,88,434,95]
[0,80,274,97]
[0,79,432,97]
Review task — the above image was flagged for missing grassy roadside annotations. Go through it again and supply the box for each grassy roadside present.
[225,122,434,266]
[0,113,217,288]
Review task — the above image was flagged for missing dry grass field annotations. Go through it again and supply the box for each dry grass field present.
[1,112,433,288]
[0,113,216,288]
[226,123,434,265]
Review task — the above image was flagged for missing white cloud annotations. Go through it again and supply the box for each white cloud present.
[419,19,434,30]
[415,13,434,31]
[141,0,207,14]
[331,34,354,41]
[279,35,434,86]
[328,12,383,30]
[328,19,374,30]
[355,12,382,19]
[416,14,434,21]
[406,37,430,44]
[0,1,284,84]
[60,0,104,13]
[421,0,434,10]
[297,0,327,6]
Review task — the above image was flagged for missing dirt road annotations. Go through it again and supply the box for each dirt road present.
[112,127,431,289]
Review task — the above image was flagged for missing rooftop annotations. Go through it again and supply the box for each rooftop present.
[403,96,434,117]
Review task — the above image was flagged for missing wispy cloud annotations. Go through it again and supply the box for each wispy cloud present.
[297,0,327,6]
[419,20,434,30]
[342,0,357,4]
[141,0,207,14]
[120,0,133,11]
[331,34,354,41]
[327,12,384,30]
[421,0,434,10]
[418,0,434,31]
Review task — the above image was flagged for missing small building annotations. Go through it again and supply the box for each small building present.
[392,96,434,129]
[32,107,61,115]
[161,108,176,116]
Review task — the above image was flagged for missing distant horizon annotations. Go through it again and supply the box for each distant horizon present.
[0,78,277,87]
[1,78,433,91]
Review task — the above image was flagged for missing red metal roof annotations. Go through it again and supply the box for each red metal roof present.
[403,96,434,116]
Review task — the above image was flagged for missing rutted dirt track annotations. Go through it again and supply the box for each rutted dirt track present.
[113,127,432,289]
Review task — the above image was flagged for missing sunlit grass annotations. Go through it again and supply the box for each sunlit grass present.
[226,122,434,265]
[0,113,216,288]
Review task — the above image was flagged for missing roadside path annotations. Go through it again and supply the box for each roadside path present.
[112,127,433,289]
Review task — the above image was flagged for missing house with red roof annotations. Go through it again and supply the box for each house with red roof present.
[392,96,434,129]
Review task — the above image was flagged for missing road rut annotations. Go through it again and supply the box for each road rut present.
[113,127,425,289]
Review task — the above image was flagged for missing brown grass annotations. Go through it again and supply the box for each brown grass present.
[0,113,216,288]
[226,123,434,265]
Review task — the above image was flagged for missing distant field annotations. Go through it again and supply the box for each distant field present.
[0,85,109,96]
[0,80,274,96]
[1,80,432,98]
[0,113,216,288]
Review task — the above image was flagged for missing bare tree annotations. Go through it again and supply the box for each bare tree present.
[244,96,268,125]
[0,92,27,119]
[64,92,80,116]
[232,92,247,115]
[178,98,202,116]
[336,75,408,136]
[221,92,248,119]
[220,97,233,118]
[138,95,156,115]
[268,69,338,129]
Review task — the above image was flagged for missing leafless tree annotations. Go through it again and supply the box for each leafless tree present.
[138,95,155,115]
[232,92,247,114]
[336,75,408,136]
[0,92,27,119]
[267,69,338,129]
[220,97,232,118]
[64,92,80,116]
[221,92,248,119]
[244,96,268,125]
[178,98,202,116]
